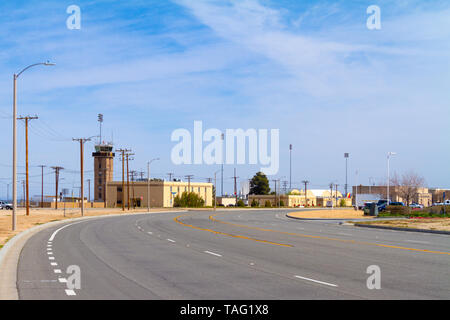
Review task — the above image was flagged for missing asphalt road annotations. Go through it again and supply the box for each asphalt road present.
[17,210,450,299]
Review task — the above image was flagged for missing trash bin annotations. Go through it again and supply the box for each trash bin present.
[369,202,378,216]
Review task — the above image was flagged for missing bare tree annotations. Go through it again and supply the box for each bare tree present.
[390,171,426,205]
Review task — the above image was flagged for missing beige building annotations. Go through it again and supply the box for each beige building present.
[353,185,432,207]
[248,189,350,207]
[105,180,213,208]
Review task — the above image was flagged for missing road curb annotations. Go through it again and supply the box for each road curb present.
[354,223,450,235]
[0,210,186,300]
[285,213,374,221]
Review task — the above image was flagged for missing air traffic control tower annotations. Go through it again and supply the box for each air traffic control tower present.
[92,143,115,202]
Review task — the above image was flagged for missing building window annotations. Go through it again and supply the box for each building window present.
[118,187,122,192]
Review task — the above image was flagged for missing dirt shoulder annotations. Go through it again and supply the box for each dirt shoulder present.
[355,218,450,232]
[287,209,370,219]
[0,207,175,247]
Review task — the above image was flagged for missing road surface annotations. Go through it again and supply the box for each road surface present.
[17,210,450,299]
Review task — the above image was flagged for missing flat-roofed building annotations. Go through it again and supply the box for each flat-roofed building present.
[105,180,213,208]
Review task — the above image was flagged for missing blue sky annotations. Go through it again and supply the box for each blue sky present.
[0,0,449,199]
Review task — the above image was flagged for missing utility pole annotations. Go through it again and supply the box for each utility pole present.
[130,171,136,209]
[233,168,239,205]
[51,167,64,210]
[289,144,293,190]
[185,175,194,193]
[38,165,46,208]
[22,180,25,206]
[126,153,134,210]
[167,173,174,182]
[73,138,91,216]
[116,149,130,211]
[87,179,91,203]
[272,179,278,207]
[329,183,334,209]
[18,115,38,216]
[335,184,339,207]
[344,153,349,197]
[221,133,224,196]
[282,180,288,195]
[302,180,309,207]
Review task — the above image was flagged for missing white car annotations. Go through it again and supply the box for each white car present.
[409,203,423,209]
[433,202,444,206]
[445,200,450,206]
[0,201,13,210]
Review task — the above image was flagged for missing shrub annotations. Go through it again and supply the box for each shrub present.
[174,192,205,208]
[264,200,272,208]
[339,199,346,207]
[251,199,259,207]
[279,200,285,207]
[237,199,245,207]
[386,205,411,216]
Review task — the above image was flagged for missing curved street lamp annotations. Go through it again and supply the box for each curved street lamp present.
[12,61,55,230]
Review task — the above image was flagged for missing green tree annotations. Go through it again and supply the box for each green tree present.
[174,192,205,208]
[249,172,271,195]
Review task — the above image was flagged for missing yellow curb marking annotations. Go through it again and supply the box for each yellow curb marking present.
[209,213,450,256]
[174,215,292,247]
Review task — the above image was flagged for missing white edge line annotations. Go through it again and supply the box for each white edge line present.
[204,251,222,257]
[65,289,76,296]
[167,239,176,243]
[295,275,338,287]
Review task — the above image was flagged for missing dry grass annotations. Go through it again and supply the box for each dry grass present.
[288,209,369,219]
[358,218,450,231]
[0,207,174,247]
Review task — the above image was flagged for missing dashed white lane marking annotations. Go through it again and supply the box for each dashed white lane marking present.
[147,232,153,235]
[49,221,85,242]
[167,239,176,243]
[54,269,62,274]
[404,240,430,244]
[50,262,58,266]
[48,257,55,260]
[295,275,338,287]
[204,251,222,257]
[338,233,353,236]
[65,289,76,296]
[47,248,52,251]
[58,278,67,283]
[47,252,53,255]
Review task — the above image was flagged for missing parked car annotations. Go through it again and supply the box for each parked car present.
[376,199,389,212]
[409,203,423,209]
[0,201,13,210]
[445,200,450,206]
[390,202,405,206]
[433,202,444,206]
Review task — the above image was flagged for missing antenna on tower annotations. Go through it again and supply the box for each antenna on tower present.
[98,113,103,144]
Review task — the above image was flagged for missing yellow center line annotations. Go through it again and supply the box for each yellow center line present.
[209,213,450,256]
[174,215,293,247]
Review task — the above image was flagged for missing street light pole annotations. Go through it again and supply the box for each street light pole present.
[387,152,396,204]
[344,153,349,196]
[12,61,54,231]
[147,158,159,212]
